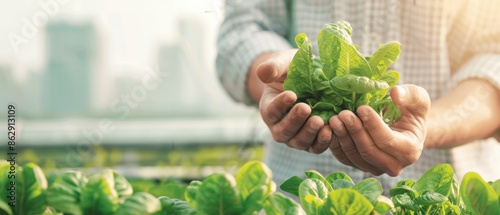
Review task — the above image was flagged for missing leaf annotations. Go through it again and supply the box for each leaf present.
[195,173,243,215]
[235,160,273,200]
[46,172,87,215]
[413,164,455,196]
[331,179,354,190]
[80,170,119,215]
[320,22,371,77]
[389,185,418,200]
[19,163,49,215]
[325,172,354,184]
[112,171,133,199]
[299,178,328,215]
[155,196,196,215]
[283,33,321,99]
[184,180,201,208]
[280,176,303,197]
[460,172,500,215]
[0,199,13,215]
[368,42,401,75]
[414,190,448,205]
[304,170,333,192]
[115,192,161,215]
[392,194,419,211]
[331,75,390,93]
[321,189,374,215]
[491,179,500,197]
[242,184,274,215]
[351,178,383,206]
[263,193,306,215]
[381,101,402,125]
[373,196,394,215]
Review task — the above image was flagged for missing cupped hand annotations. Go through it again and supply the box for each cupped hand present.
[256,50,332,154]
[328,85,431,176]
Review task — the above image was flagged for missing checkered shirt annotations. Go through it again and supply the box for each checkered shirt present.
[216,0,500,193]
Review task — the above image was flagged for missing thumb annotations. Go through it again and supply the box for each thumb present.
[391,85,431,118]
[256,50,296,83]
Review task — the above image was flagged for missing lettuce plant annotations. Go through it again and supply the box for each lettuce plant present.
[389,164,468,215]
[280,169,393,215]
[284,21,401,124]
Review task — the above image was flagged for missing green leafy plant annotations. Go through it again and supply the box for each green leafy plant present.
[460,172,500,215]
[280,169,392,215]
[0,161,59,215]
[389,164,468,215]
[283,21,401,124]
[185,160,303,215]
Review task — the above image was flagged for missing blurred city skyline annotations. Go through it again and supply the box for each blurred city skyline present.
[0,0,256,118]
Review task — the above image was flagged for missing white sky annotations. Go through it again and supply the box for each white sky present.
[0,0,223,82]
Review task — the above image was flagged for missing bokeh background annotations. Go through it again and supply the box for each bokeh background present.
[0,0,267,181]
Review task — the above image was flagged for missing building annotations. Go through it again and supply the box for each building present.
[43,21,98,116]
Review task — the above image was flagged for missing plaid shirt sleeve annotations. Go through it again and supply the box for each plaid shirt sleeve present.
[216,0,292,106]
[447,1,500,140]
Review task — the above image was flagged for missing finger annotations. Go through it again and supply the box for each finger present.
[330,113,382,174]
[391,85,430,120]
[256,50,295,83]
[288,116,324,150]
[357,106,420,169]
[329,127,357,168]
[341,109,402,176]
[308,125,333,154]
[271,103,311,143]
[260,90,297,125]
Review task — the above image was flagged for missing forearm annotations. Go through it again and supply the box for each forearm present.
[425,78,500,148]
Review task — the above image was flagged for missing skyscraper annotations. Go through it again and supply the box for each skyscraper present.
[43,21,98,116]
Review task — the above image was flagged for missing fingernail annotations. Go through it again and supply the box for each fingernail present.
[398,86,407,101]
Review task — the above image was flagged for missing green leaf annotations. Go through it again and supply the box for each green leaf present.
[115,192,161,215]
[351,178,383,206]
[299,178,328,215]
[155,196,196,215]
[491,179,500,197]
[46,172,87,215]
[331,75,390,93]
[263,193,306,215]
[414,190,448,205]
[80,170,119,215]
[373,196,394,215]
[112,171,133,199]
[19,163,49,215]
[389,184,418,199]
[331,179,354,190]
[460,172,500,215]
[242,185,273,215]
[283,33,321,99]
[381,101,402,125]
[280,176,303,197]
[320,22,370,77]
[0,199,13,215]
[392,194,419,211]
[368,42,401,75]
[321,189,374,215]
[195,173,243,215]
[235,161,273,200]
[184,180,201,208]
[304,170,333,192]
[413,164,455,196]
[324,172,354,184]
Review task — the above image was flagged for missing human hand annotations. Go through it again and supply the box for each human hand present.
[328,85,431,176]
[254,50,332,154]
